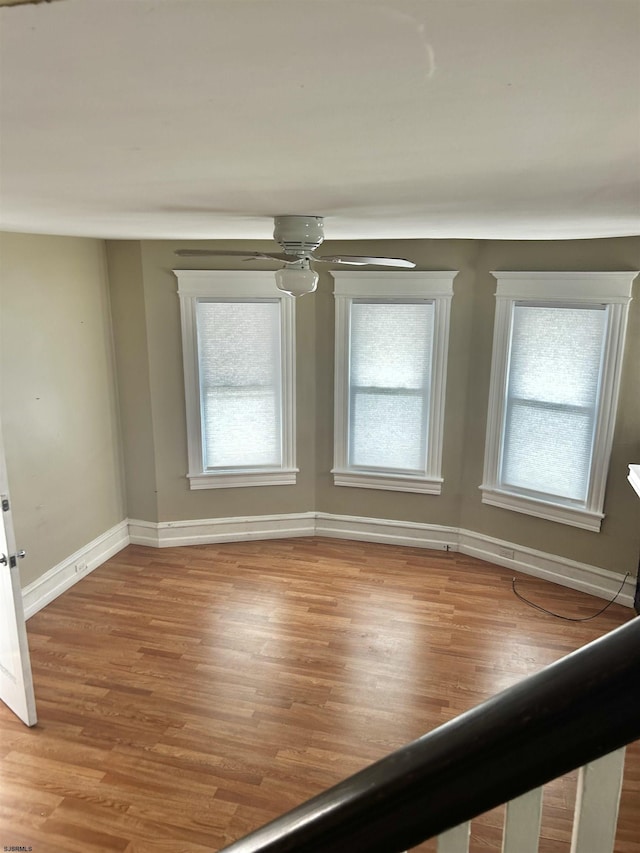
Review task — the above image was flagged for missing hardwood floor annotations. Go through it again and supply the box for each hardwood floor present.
[0,538,637,853]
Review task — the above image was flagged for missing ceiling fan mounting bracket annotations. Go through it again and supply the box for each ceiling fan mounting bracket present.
[273,215,324,256]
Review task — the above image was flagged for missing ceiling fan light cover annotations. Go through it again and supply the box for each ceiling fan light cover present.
[275,267,319,297]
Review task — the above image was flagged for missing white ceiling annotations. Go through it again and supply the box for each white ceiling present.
[1,0,639,241]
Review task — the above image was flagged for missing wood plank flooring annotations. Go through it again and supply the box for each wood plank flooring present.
[0,538,637,852]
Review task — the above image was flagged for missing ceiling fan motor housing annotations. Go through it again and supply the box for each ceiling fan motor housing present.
[273,215,324,255]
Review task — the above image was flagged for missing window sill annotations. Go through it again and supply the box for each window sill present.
[188,469,298,490]
[480,486,604,532]
[332,469,443,495]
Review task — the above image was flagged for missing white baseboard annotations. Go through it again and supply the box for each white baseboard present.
[315,515,634,607]
[22,520,130,619]
[457,529,636,608]
[315,512,458,551]
[22,513,636,615]
[129,513,636,607]
[128,512,316,548]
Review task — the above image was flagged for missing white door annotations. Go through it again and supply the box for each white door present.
[0,420,36,726]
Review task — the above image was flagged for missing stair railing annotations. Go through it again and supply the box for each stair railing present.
[218,616,640,853]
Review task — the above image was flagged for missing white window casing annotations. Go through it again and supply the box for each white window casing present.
[175,270,297,489]
[481,272,637,531]
[332,271,456,494]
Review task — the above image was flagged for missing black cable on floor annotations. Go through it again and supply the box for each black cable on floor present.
[512,572,630,622]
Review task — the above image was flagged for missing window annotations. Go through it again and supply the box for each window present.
[176,270,297,489]
[332,271,456,493]
[481,272,635,531]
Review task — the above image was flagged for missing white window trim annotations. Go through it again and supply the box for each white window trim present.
[332,271,456,494]
[175,270,297,489]
[481,271,637,531]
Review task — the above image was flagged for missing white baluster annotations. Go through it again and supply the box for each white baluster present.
[438,821,470,853]
[502,787,543,853]
[570,747,626,853]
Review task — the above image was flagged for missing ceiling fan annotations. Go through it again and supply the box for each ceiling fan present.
[175,215,416,296]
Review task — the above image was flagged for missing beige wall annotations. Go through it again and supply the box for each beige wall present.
[314,238,479,526]
[0,233,126,588]
[106,242,158,521]
[109,241,317,522]
[459,238,640,574]
[119,235,639,578]
[3,231,637,590]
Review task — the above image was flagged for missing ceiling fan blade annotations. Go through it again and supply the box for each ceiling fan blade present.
[174,249,294,261]
[315,255,416,268]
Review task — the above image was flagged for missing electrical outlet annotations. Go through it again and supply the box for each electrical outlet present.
[497,547,514,560]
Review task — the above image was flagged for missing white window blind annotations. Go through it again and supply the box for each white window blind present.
[349,301,434,472]
[501,304,606,503]
[482,271,636,531]
[197,300,282,470]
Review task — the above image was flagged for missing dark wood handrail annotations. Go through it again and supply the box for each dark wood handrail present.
[219,615,640,853]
